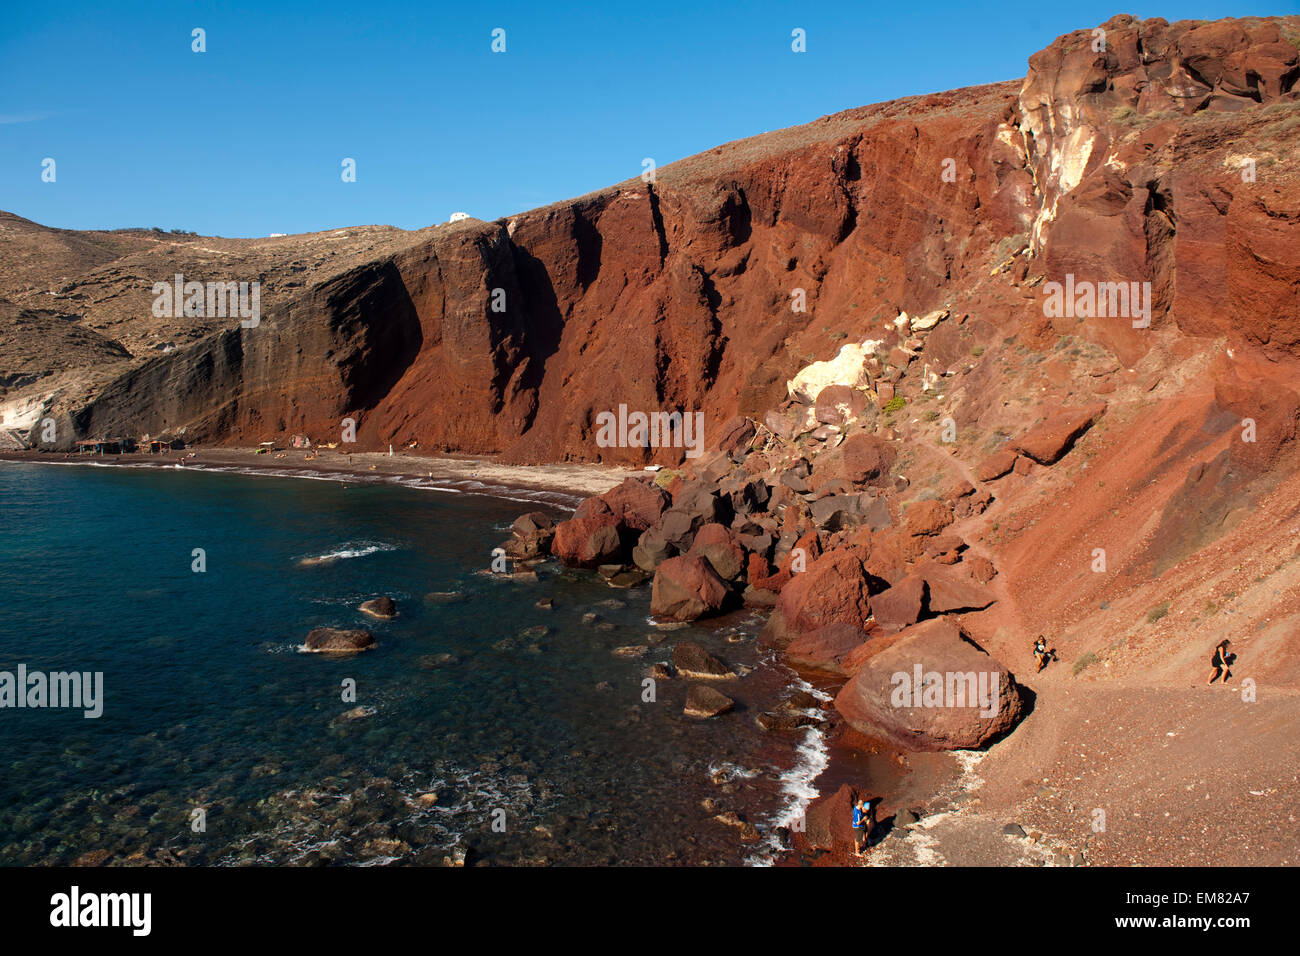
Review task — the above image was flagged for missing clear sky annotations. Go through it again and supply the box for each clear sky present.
[1,1,1290,236]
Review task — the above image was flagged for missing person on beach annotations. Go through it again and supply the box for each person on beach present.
[1032,635,1050,673]
[852,797,875,856]
[1208,639,1233,685]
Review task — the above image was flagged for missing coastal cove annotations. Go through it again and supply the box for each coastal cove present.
[0,459,909,866]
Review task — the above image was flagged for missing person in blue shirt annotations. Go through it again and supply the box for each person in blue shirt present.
[852,797,876,856]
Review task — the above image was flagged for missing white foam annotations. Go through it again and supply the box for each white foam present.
[746,677,833,866]
[297,542,397,566]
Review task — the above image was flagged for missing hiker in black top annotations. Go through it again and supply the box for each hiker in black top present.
[1032,636,1050,673]
[1208,639,1233,685]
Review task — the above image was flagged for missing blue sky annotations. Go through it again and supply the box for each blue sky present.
[1,1,1289,236]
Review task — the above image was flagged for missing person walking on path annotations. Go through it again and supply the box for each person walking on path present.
[1208,639,1233,685]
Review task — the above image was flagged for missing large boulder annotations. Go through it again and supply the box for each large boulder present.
[810,492,879,532]
[767,549,871,645]
[602,478,671,532]
[721,475,771,516]
[552,514,625,568]
[631,525,675,572]
[834,618,1025,750]
[506,511,556,559]
[650,555,730,621]
[688,523,747,582]
[976,447,1019,481]
[787,342,875,403]
[659,487,731,551]
[716,415,757,459]
[303,628,375,653]
[784,623,869,675]
[814,384,870,426]
[839,433,896,487]
[803,783,861,852]
[917,563,996,613]
[1011,404,1106,464]
[512,511,555,537]
[870,575,926,631]
[765,403,820,441]
[904,500,954,537]
[573,497,614,520]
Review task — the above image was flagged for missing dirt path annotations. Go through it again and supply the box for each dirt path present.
[866,676,1300,866]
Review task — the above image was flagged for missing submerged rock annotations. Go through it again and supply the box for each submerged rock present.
[418,653,459,669]
[672,642,734,680]
[359,596,397,619]
[684,685,734,719]
[425,591,466,605]
[332,706,376,725]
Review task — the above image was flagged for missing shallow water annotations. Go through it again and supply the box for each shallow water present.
[0,461,824,866]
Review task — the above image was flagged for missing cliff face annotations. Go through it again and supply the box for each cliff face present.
[6,15,1298,470]
[1021,15,1300,365]
[55,81,1032,459]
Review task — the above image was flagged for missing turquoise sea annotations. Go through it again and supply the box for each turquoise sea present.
[0,461,833,866]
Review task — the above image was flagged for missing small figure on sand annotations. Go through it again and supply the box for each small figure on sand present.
[852,797,876,857]
[1032,635,1057,673]
[1208,639,1234,685]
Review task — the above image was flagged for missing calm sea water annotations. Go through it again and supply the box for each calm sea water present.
[0,461,828,866]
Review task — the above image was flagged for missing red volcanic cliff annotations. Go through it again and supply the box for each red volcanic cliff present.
[60,77,1032,462]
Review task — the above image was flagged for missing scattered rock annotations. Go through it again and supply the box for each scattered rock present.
[966,555,997,584]
[685,684,735,718]
[332,705,375,724]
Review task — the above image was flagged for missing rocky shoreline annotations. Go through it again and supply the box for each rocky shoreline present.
[486,307,1114,862]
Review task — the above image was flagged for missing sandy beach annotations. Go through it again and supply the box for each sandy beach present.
[0,447,641,505]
